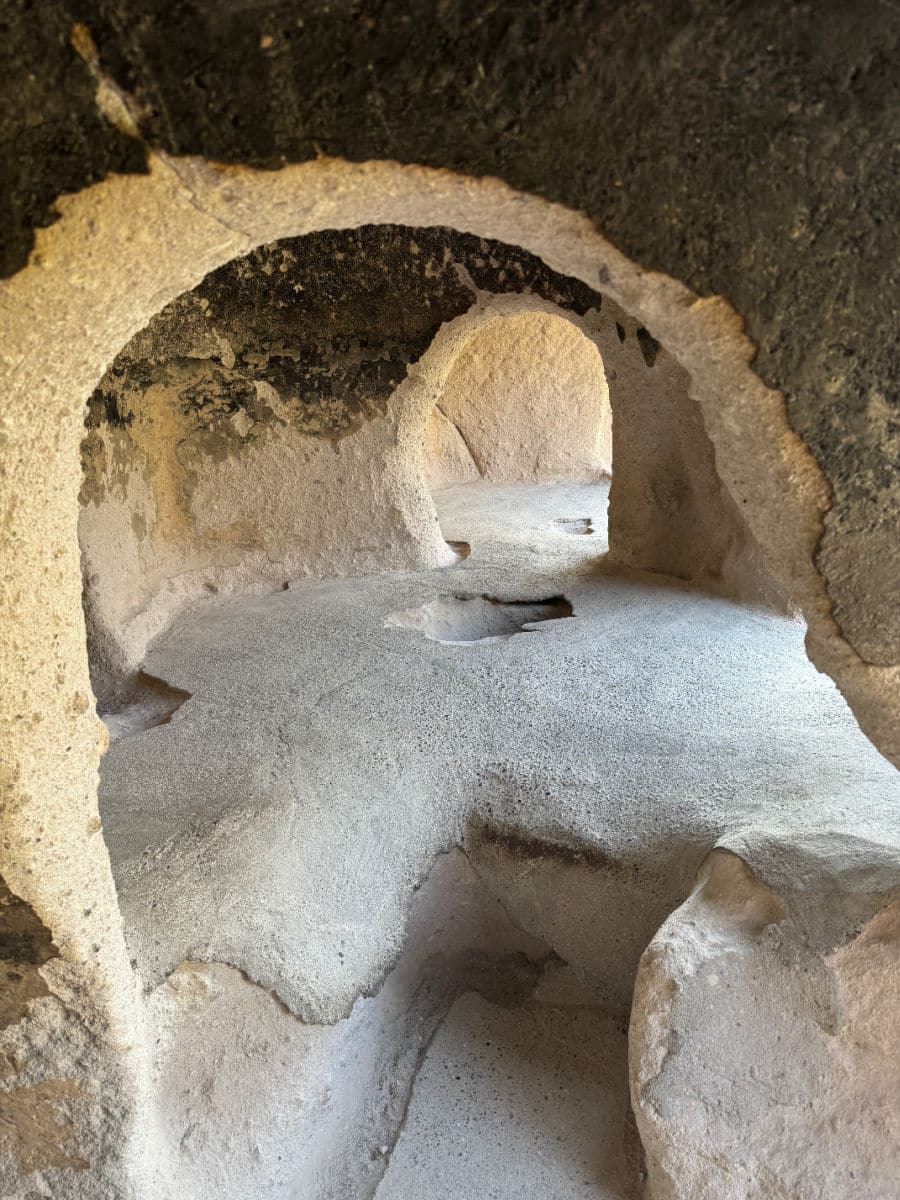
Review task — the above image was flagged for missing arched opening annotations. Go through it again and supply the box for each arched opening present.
[421,309,614,592]
[3,158,897,1200]
[78,222,780,714]
[423,310,611,489]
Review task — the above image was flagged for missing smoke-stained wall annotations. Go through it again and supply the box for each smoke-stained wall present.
[2,0,896,674]
[80,223,774,705]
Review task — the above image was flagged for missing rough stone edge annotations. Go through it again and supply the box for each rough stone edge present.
[0,151,896,1195]
[4,153,893,764]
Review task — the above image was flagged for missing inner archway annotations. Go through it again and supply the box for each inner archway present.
[78,221,777,713]
[424,310,611,489]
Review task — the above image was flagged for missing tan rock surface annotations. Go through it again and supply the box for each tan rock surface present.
[428,311,611,485]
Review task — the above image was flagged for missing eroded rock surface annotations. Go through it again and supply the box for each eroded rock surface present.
[375,970,640,1200]
[100,484,898,1025]
[79,227,610,706]
[629,839,900,1200]
[91,483,900,1197]
[425,310,611,486]
[148,851,558,1199]
[78,226,776,709]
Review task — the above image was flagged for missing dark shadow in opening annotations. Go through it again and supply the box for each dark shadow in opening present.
[101,671,192,742]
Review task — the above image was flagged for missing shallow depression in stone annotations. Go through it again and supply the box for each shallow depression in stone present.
[384,592,574,644]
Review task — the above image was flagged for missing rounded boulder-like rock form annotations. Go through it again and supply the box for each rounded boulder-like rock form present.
[629,836,900,1200]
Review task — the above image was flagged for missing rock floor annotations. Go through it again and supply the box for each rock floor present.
[374,980,639,1200]
[99,480,900,1199]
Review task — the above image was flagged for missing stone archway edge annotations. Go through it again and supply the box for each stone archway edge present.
[2,152,897,960]
[0,149,895,1198]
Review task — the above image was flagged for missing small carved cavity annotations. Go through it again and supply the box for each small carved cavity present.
[636,326,660,368]
[101,671,191,742]
[555,517,593,535]
[385,594,573,644]
[0,876,58,1029]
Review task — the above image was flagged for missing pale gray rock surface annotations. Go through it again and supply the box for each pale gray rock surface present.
[96,481,900,1198]
[146,850,555,1200]
[374,973,639,1200]
[629,839,900,1200]
[101,483,897,1024]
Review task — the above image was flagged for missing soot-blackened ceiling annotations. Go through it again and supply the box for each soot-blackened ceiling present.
[4,0,898,665]
[85,224,604,446]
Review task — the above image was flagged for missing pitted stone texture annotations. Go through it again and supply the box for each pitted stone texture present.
[374,978,640,1200]
[99,485,899,1029]
[147,851,554,1200]
[629,839,900,1200]
[425,405,480,490]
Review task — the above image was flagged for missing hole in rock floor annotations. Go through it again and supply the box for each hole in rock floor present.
[102,670,192,742]
[97,478,898,1200]
[556,517,594,535]
[385,592,573,644]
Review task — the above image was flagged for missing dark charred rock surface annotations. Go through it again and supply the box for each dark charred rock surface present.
[85,225,602,451]
[0,876,58,1030]
[3,0,896,665]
